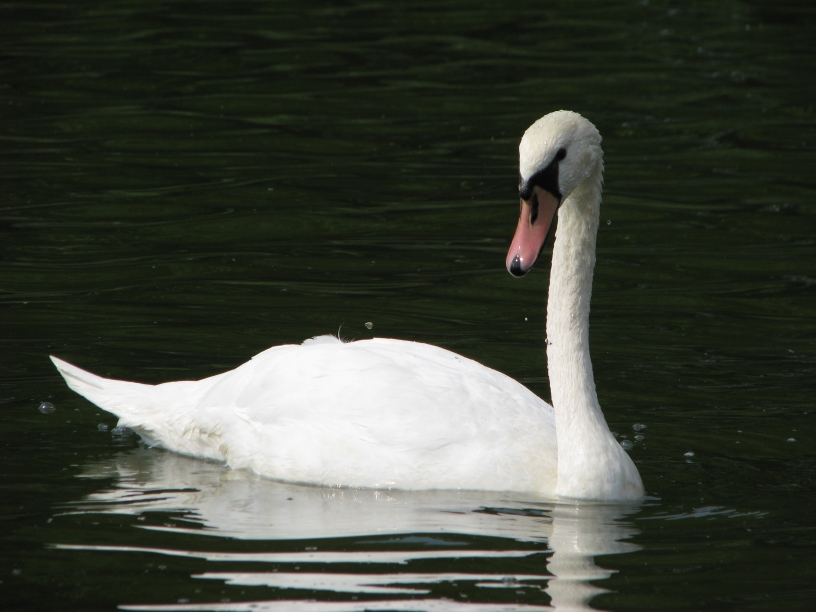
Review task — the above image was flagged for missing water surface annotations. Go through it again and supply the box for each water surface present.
[2,1,815,610]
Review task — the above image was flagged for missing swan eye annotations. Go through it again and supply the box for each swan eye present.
[555,148,567,161]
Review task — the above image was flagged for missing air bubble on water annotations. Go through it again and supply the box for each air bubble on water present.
[111,426,134,437]
[620,440,634,451]
[633,423,646,431]
[364,322,373,330]
[501,576,519,586]
[38,402,56,414]
[178,599,189,604]
[97,424,109,431]
[684,451,694,457]
[635,434,645,442]
[787,438,796,442]
[607,220,611,225]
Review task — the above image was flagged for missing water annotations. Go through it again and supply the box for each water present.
[2,0,815,610]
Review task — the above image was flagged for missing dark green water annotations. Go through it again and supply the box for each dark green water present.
[2,1,815,610]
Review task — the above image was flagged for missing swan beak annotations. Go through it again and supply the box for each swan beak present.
[506,186,559,277]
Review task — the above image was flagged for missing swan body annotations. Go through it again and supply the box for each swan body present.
[52,110,644,501]
[51,337,557,493]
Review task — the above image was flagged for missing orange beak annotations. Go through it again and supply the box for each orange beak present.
[506,186,559,277]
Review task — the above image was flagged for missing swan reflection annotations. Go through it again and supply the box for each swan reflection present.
[59,448,641,611]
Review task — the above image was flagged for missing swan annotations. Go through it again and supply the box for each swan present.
[51,110,644,501]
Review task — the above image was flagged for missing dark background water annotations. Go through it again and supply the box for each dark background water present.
[2,1,815,610]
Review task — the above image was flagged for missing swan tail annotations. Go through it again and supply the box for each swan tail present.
[50,356,159,415]
[49,355,169,441]
[50,356,229,459]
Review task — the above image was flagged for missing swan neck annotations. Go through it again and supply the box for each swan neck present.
[546,170,642,500]
[546,175,603,419]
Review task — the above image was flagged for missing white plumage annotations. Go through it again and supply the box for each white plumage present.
[51,337,556,493]
[52,110,644,501]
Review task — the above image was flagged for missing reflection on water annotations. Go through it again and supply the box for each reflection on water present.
[57,449,640,611]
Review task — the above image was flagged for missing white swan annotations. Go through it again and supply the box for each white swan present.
[51,110,644,501]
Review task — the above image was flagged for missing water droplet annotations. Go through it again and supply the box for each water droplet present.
[364,322,373,330]
[633,423,646,431]
[787,438,796,442]
[607,220,612,225]
[620,440,634,451]
[684,451,694,457]
[635,434,645,442]
[111,426,134,437]
[97,424,109,431]
[38,402,56,414]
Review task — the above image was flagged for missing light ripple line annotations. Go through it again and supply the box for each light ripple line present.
[52,543,539,564]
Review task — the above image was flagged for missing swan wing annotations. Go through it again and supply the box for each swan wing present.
[196,337,556,492]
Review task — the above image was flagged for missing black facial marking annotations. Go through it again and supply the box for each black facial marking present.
[519,147,567,202]
[530,192,539,224]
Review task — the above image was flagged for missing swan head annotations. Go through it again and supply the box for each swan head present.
[506,111,603,277]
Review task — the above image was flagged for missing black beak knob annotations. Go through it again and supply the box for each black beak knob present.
[509,255,526,278]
